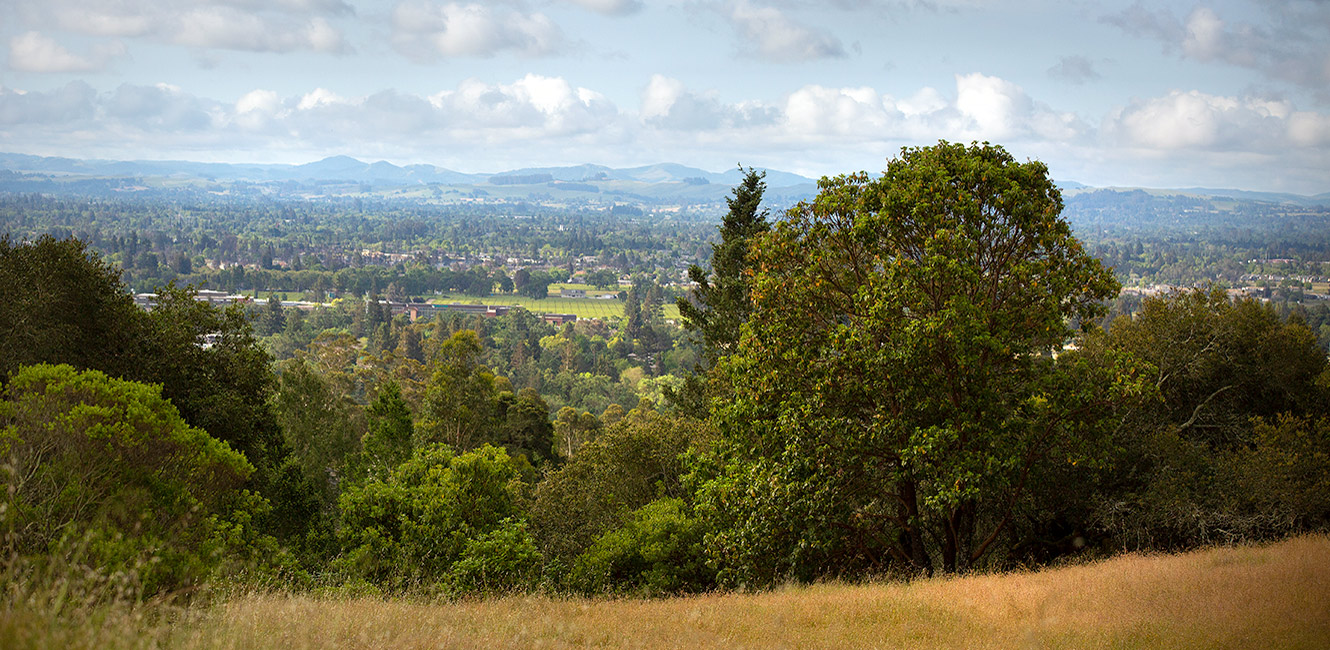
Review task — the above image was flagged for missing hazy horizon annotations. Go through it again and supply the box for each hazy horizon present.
[1,0,1327,194]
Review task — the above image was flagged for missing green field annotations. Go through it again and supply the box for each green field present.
[549,282,624,297]
[431,294,681,321]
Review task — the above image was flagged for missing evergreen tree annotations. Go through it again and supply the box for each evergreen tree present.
[347,381,414,483]
[260,294,286,336]
[668,168,770,415]
[623,278,645,341]
[398,326,425,363]
[677,168,770,361]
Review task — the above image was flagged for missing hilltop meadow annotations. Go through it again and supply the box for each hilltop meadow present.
[7,536,1328,649]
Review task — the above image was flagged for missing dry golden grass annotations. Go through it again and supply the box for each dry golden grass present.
[8,535,1330,650]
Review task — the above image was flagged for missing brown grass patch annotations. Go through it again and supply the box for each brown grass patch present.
[8,535,1329,649]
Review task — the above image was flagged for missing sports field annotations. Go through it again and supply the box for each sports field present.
[432,293,681,321]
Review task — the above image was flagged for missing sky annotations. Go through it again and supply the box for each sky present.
[1,0,1328,193]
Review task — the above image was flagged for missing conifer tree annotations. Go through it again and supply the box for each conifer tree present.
[677,168,770,362]
[669,169,770,416]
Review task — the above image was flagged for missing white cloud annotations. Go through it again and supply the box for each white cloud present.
[1103,89,1319,151]
[639,74,775,130]
[50,5,156,38]
[236,89,280,115]
[953,73,1084,141]
[172,9,350,53]
[1287,111,1330,147]
[8,32,125,73]
[12,0,352,54]
[0,82,98,125]
[641,75,686,121]
[956,73,1033,140]
[2,76,1326,195]
[296,87,348,111]
[104,83,221,131]
[783,85,895,135]
[897,87,948,117]
[391,2,566,61]
[1182,6,1224,61]
[429,75,617,135]
[214,0,354,15]
[636,73,1086,149]
[233,89,281,129]
[727,0,846,62]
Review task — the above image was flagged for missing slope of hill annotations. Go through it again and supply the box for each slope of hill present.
[8,535,1327,649]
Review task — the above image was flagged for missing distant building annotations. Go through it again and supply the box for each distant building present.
[134,291,251,311]
[543,313,577,325]
[396,302,516,322]
[561,288,586,298]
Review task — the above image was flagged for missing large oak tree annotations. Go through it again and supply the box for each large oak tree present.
[696,142,1143,581]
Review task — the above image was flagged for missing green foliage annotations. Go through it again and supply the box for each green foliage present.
[1221,415,1330,533]
[531,408,710,564]
[0,236,284,482]
[419,330,497,450]
[0,235,142,382]
[0,364,268,596]
[553,405,601,459]
[518,271,557,300]
[1086,289,1327,447]
[1090,414,1330,550]
[585,269,619,290]
[259,295,286,336]
[569,498,713,596]
[697,142,1129,581]
[334,444,530,591]
[136,284,286,482]
[1077,289,1330,549]
[496,387,555,464]
[677,167,770,361]
[271,357,364,502]
[348,381,414,484]
[444,518,544,595]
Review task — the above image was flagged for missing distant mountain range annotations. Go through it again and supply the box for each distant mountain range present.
[1,152,1327,209]
[0,153,814,189]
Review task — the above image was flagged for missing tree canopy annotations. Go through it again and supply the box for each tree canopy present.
[696,142,1133,581]
[0,363,264,595]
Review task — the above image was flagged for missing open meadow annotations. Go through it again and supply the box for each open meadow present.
[7,535,1327,650]
[432,292,682,321]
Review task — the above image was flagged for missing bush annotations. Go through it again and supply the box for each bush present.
[334,444,532,592]
[0,364,268,597]
[444,518,544,595]
[569,498,714,596]
[1098,414,1330,548]
[530,409,709,564]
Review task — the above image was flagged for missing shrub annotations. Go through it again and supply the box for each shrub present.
[0,363,267,597]
[569,498,714,596]
[444,518,544,595]
[531,409,709,564]
[334,444,531,592]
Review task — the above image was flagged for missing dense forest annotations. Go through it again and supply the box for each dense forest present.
[2,143,1328,605]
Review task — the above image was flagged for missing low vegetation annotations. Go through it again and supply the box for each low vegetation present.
[5,535,1327,649]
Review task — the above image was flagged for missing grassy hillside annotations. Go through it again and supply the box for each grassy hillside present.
[7,535,1328,649]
